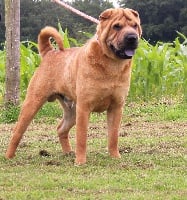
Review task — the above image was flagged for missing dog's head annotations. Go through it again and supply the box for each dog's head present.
[96,8,142,60]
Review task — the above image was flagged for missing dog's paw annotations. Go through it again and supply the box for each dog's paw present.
[5,151,16,159]
[110,152,121,159]
[75,157,87,166]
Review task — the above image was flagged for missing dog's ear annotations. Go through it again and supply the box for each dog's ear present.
[129,9,139,18]
[99,9,113,21]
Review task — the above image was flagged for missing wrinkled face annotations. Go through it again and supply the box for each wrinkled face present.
[97,8,142,59]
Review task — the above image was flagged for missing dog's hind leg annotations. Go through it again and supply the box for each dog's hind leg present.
[5,86,48,159]
[57,96,76,154]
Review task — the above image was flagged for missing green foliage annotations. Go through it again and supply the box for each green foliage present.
[120,0,187,43]
[58,21,71,48]
[0,41,40,102]
[2,0,186,44]
[0,0,113,45]
[124,102,187,122]
[0,30,187,105]
[0,28,187,123]
[34,102,62,124]
[0,102,62,124]
[130,33,187,102]
[0,104,20,123]
[20,41,41,97]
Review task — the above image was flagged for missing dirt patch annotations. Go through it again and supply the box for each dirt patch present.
[1,121,186,142]
[121,121,187,137]
[119,146,133,154]
[39,149,51,157]
[45,160,61,166]
[1,120,186,138]
[0,121,186,157]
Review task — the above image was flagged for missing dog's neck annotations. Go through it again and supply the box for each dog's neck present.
[94,34,118,61]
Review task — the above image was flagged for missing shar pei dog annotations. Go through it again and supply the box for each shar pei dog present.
[6,8,142,165]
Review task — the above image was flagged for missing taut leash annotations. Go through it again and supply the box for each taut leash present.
[52,0,99,24]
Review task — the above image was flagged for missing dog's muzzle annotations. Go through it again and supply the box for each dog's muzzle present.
[110,33,139,59]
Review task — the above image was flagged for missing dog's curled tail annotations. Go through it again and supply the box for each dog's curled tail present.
[38,26,64,57]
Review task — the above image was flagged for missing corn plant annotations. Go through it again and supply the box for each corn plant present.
[130,33,187,102]
[0,42,40,102]
[20,41,41,97]
[174,32,187,101]
[58,22,82,47]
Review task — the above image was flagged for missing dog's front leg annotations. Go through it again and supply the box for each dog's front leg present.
[107,105,123,158]
[75,105,90,165]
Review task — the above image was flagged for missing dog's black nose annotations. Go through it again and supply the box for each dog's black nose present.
[125,34,138,44]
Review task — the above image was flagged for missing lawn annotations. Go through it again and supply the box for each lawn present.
[0,102,187,200]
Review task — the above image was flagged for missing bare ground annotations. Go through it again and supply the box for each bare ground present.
[1,120,186,137]
[1,120,186,156]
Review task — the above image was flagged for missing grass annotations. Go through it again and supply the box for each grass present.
[0,102,187,199]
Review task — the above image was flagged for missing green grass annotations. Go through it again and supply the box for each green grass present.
[0,102,187,199]
[1,100,187,124]
[124,101,187,122]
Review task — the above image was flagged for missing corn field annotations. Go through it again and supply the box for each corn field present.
[0,31,187,103]
[131,33,187,102]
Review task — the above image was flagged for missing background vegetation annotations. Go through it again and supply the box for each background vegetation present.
[130,33,187,102]
[1,31,187,108]
[0,0,187,46]
[120,0,187,43]
[0,0,186,121]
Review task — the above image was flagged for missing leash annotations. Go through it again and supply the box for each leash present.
[52,0,99,24]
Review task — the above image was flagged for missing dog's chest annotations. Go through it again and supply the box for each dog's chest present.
[92,96,113,112]
[78,81,128,112]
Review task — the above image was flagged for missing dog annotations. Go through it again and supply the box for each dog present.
[5,8,142,165]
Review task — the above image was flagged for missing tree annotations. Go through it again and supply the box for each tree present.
[1,0,187,45]
[19,0,113,43]
[5,0,20,105]
[71,0,113,42]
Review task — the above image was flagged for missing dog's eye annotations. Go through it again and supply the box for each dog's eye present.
[133,23,138,29]
[113,24,122,31]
